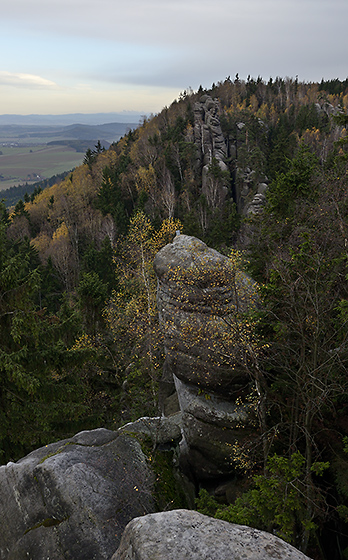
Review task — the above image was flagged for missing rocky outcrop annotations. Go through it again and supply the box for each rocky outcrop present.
[190,95,269,216]
[111,509,313,560]
[246,192,267,216]
[153,234,259,478]
[193,95,227,168]
[0,428,155,560]
[192,95,229,208]
[235,166,269,216]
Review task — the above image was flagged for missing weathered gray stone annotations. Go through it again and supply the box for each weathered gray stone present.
[0,428,155,560]
[173,375,256,477]
[191,95,229,208]
[154,234,226,282]
[111,509,313,560]
[193,95,227,165]
[257,182,268,194]
[118,414,182,447]
[173,375,249,429]
[246,192,267,216]
[154,235,258,477]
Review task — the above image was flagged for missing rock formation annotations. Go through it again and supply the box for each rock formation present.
[111,509,313,560]
[191,95,268,217]
[193,95,227,168]
[235,166,269,216]
[0,428,155,560]
[153,234,259,478]
[192,95,229,208]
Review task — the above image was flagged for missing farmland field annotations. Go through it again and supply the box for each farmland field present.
[0,145,84,191]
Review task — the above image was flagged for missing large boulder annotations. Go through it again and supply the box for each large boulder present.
[153,234,259,478]
[111,509,312,560]
[0,428,155,560]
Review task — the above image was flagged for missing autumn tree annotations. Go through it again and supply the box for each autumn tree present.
[159,166,176,218]
[104,212,182,420]
[245,147,348,552]
[0,205,98,462]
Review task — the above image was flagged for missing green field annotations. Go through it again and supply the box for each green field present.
[0,145,85,191]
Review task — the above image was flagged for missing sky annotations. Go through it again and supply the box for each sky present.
[1,0,348,116]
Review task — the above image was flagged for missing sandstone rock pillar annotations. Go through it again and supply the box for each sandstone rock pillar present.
[153,234,259,478]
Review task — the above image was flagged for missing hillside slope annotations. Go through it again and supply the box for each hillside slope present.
[1,76,348,558]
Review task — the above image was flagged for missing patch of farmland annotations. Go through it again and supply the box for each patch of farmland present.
[0,145,84,191]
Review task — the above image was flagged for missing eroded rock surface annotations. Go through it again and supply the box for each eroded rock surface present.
[192,95,229,207]
[192,94,227,168]
[0,428,155,560]
[153,234,258,477]
[118,414,182,447]
[111,509,312,560]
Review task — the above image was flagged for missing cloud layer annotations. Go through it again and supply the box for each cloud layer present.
[1,0,347,113]
[0,72,57,89]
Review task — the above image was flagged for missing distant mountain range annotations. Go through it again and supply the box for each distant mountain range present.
[0,114,143,200]
[0,122,138,144]
[0,112,144,126]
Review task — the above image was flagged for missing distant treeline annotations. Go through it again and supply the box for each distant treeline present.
[1,171,72,208]
[319,77,348,94]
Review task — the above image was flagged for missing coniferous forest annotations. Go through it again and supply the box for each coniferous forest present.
[2,76,348,557]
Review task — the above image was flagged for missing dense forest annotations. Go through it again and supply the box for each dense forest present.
[1,75,348,558]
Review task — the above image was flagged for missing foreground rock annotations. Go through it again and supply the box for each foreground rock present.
[0,428,155,560]
[154,234,258,478]
[112,509,312,560]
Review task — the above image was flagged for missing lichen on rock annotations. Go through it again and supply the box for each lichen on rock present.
[0,429,155,560]
[111,509,313,560]
[153,234,260,478]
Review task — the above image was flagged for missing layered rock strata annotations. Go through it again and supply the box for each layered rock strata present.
[192,95,229,207]
[190,95,269,216]
[153,234,258,478]
[192,95,227,168]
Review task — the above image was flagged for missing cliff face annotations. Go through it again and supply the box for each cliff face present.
[153,234,259,478]
[191,94,268,216]
[191,95,229,211]
[193,95,228,168]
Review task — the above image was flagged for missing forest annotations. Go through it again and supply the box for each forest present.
[1,75,348,558]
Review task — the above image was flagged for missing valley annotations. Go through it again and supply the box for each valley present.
[0,118,138,192]
[0,144,85,190]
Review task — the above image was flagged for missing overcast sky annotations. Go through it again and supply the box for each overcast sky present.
[1,0,348,115]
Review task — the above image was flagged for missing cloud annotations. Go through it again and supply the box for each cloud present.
[1,0,348,114]
[0,71,58,89]
[3,0,347,45]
